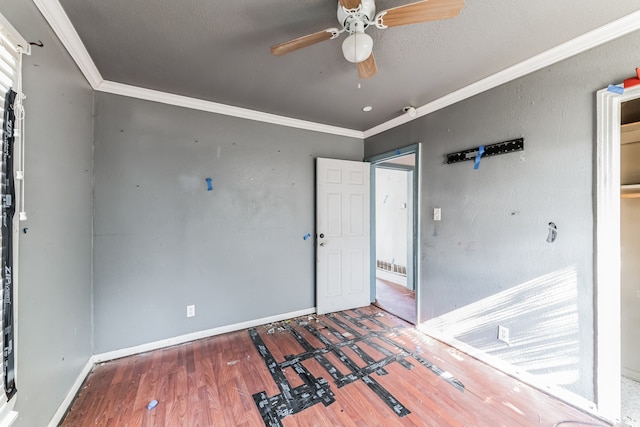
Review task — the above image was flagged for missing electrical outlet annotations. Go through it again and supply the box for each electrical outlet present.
[497,325,510,343]
[187,305,195,318]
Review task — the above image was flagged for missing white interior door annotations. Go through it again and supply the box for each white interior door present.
[316,158,370,315]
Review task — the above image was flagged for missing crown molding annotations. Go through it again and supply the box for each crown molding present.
[33,1,362,139]
[32,0,103,88]
[363,9,640,139]
[96,80,364,139]
[34,0,640,140]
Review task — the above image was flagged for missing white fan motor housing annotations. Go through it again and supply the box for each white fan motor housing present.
[337,0,376,29]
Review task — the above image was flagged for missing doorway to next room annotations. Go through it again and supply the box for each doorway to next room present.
[367,147,419,324]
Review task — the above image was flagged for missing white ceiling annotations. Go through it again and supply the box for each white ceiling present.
[38,0,640,137]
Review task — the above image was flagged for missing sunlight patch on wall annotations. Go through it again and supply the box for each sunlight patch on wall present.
[421,266,580,386]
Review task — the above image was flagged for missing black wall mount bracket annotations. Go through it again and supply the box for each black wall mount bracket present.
[445,138,524,164]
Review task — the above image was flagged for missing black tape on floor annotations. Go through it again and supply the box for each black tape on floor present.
[250,328,335,427]
[250,310,465,426]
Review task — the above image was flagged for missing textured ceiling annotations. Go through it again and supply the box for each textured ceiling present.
[58,0,640,131]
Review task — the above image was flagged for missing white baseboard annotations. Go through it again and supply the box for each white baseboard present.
[49,307,317,425]
[375,269,407,287]
[93,307,316,363]
[47,357,95,427]
[416,324,603,419]
[0,411,17,427]
[622,367,640,382]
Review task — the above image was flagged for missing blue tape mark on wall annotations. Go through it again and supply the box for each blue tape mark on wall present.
[607,85,624,94]
[474,146,485,170]
[303,233,311,241]
[395,149,401,155]
[205,178,213,191]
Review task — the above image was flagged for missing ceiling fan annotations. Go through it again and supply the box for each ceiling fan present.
[271,0,464,79]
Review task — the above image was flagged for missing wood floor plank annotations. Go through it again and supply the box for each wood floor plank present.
[60,306,610,427]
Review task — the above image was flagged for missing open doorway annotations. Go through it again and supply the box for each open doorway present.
[620,98,640,426]
[366,145,419,324]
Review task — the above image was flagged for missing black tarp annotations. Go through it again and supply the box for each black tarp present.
[2,89,17,400]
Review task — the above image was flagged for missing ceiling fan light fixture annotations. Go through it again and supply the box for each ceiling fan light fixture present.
[342,31,373,63]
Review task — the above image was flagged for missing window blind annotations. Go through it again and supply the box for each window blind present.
[0,12,28,426]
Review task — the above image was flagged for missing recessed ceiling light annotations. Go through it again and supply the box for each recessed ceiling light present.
[362,106,373,112]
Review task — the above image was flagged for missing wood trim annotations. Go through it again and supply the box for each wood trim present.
[46,358,95,427]
[364,9,640,138]
[621,121,640,145]
[61,307,608,427]
[31,1,640,141]
[92,307,316,363]
[96,81,364,139]
[31,0,103,88]
[417,324,599,416]
[595,87,621,421]
[595,83,640,421]
[48,308,318,426]
[622,367,640,382]
[621,184,640,197]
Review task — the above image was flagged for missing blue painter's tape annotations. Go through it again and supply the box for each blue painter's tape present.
[474,146,485,170]
[147,399,158,410]
[383,195,388,203]
[205,178,213,191]
[607,85,624,95]
[395,149,401,155]
[303,233,311,241]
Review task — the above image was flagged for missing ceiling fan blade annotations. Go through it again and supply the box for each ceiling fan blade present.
[271,29,338,56]
[375,0,463,28]
[357,53,377,79]
[339,0,362,10]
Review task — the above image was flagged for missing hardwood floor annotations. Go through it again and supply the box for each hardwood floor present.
[374,278,416,324]
[60,306,609,427]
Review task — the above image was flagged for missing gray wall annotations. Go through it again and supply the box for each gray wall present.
[93,92,363,353]
[3,1,95,426]
[365,28,640,401]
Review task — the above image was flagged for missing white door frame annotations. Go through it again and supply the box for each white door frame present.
[595,84,640,421]
[365,144,422,323]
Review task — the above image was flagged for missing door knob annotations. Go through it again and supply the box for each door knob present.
[319,233,325,238]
